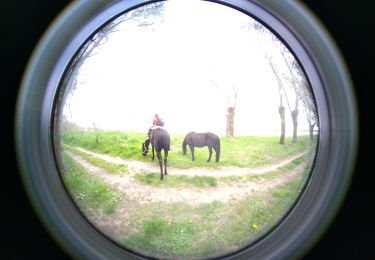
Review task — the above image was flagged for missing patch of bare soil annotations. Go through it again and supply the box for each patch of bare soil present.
[67,148,307,205]
[75,147,306,177]
[66,148,310,246]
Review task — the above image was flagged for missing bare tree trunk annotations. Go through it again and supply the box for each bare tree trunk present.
[279,106,285,144]
[291,109,298,143]
[309,123,315,140]
[226,106,235,137]
[92,122,99,144]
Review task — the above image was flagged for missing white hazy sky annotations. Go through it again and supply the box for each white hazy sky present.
[64,0,311,136]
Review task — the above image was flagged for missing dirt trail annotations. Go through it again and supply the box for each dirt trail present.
[74,146,306,177]
[67,148,307,205]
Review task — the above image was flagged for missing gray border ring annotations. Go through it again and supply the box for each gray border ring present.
[15,0,358,259]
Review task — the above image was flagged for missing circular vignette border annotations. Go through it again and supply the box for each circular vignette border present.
[15,0,358,259]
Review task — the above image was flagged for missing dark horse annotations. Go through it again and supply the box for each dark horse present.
[142,128,170,180]
[182,132,220,162]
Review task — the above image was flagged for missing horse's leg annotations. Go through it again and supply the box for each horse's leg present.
[213,145,219,162]
[207,146,213,162]
[152,143,155,160]
[157,151,163,180]
[189,145,195,161]
[164,150,168,175]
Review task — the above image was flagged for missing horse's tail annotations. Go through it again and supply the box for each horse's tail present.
[215,137,220,162]
[182,136,187,155]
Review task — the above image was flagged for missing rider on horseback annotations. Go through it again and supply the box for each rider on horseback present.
[152,113,160,128]
[152,113,164,129]
[143,114,165,155]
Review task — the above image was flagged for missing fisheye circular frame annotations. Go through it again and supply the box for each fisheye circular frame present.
[15,0,358,259]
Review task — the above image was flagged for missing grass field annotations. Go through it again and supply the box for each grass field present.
[59,130,316,259]
[64,146,128,175]
[61,130,314,168]
[61,152,124,214]
[121,170,309,259]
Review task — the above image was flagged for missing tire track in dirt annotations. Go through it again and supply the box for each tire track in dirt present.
[74,146,306,177]
[66,149,307,205]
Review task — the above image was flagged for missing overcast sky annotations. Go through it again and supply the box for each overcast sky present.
[63,0,312,136]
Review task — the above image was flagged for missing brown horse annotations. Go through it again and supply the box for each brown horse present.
[182,132,220,162]
[142,128,170,180]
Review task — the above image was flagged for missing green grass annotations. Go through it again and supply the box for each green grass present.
[61,152,124,213]
[59,130,315,258]
[61,130,316,169]
[133,155,305,187]
[120,166,310,259]
[124,217,197,258]
[134,171,217,187]
[61,130,146,160]
[64,146,128,175]
[217,155,305,184]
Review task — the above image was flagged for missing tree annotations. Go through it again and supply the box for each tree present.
[59,2,166,121]
[243,20,317,143]
[211,81,239,137]
[291,60,318,139]
[60,114,81,132]
[243,21,290,144]
[225,85,239,137]
[268,59,287,144]
[55,2,165,128]
[279,47,300,143]
[53,2,165,166]
[280,51,318,141]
